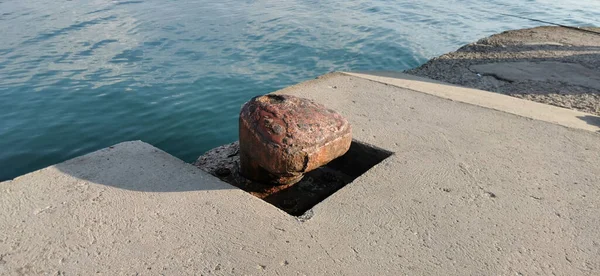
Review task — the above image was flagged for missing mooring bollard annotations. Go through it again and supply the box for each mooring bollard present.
[239,94,352,185]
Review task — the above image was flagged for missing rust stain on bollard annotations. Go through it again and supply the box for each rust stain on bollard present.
[239,94,352,185]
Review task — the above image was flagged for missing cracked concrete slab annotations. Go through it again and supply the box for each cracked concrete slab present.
[407,26,600,115]
[1,72,599,275]
[470,61,600,90]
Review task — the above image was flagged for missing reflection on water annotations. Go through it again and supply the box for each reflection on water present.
[0,0,598,180]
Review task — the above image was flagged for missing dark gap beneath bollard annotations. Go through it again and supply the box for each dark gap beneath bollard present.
[195,140,393,216]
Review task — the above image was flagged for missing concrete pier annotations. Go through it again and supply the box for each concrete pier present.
[406,26,600,116]
[1,72,599,275]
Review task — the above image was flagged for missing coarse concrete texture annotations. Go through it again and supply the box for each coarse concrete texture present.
[0,141,334,275]
[469,62,600,90]
[2,72,600,275]
[406,26,600,115]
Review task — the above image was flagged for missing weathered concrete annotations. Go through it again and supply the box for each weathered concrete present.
[406,26,600,115]
[2,72,600,275]
[0,141,332,275]
[470,61,600,90]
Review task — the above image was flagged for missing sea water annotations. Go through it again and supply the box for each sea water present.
[1,0,598,180]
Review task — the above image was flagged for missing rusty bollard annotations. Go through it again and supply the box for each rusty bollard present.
[239,94,352,185]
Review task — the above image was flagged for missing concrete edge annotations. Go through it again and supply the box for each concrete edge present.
[342,71,600,133]
[1,140,220,186]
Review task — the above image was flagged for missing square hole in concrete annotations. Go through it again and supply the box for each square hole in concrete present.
[194,140,393,216]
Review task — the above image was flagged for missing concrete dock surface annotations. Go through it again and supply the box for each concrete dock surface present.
[1,72,599,275]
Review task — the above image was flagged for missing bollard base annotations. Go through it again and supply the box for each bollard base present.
[195,140,392,216]
[239,150,304,186]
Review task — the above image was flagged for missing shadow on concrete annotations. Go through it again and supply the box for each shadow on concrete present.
[578,115,600,131]
[55,141,235,192]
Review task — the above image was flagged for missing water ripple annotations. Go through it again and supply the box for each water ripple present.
[22,15,118,45]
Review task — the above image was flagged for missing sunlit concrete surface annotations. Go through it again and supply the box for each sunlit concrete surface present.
[1,72,599,275]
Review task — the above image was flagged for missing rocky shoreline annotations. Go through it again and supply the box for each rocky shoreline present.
[406,26,600,116]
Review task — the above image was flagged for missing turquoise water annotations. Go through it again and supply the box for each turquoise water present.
[1,1,599,180]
